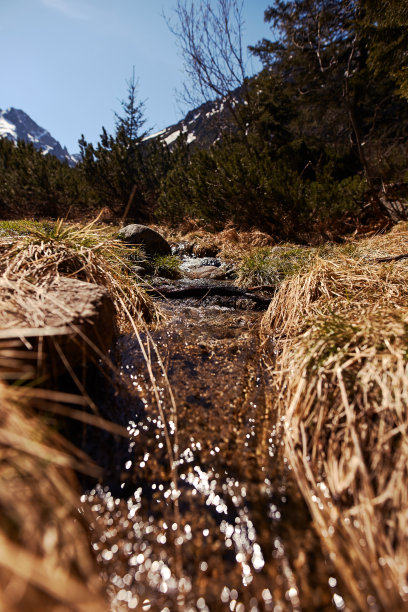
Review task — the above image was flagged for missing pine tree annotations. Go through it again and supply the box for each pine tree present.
[362,0,408,99]
[78,70,164,219]
[115,68,148,142]
[250,0,408,185]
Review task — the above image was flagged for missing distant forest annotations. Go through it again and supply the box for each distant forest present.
[1,0,407,241]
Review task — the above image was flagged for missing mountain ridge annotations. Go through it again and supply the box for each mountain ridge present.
[0,92,241,167]
[147,90,242,150]
[0,107,79,166]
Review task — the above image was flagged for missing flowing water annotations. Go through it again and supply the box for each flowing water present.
[82,280,346,612]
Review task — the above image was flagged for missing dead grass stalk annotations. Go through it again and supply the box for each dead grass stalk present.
[0,218,161,609]
[262,222,408,609]
[0,382,107,611]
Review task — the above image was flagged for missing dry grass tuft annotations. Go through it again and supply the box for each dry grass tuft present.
[0,218,158,329]
[262,222,408,609]
[216,227,274,247]
[262,222,408,337]
[158,224,275,260]
[0,382,107,611]
[217,227,240,244]
[238,229,275,247]
[0,218,160,610]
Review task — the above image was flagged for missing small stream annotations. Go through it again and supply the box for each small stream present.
[82,260,345,612]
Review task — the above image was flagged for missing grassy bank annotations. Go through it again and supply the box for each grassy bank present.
[0,218,159,327]
[261,222,408,609]
[0,218,159,610]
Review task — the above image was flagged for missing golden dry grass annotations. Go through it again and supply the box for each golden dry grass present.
[157,224,274,259]
[0,382,108,611]
[262,222,408,610]
[0,218,158,329]
[0,218,160,610]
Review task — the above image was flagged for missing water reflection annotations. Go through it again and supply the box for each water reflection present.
[83,303,340,611]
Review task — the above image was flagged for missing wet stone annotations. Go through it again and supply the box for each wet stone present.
[184,265,226,280]
[179,256,227,280]
[131,265,148,277]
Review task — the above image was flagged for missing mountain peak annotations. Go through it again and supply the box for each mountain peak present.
[0,107,78,166]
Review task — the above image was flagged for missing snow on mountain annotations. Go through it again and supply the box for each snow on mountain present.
[147,91,243,150]
[1,90,243,169]
[0,108,78,166]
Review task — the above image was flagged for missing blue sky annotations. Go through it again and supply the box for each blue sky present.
[1,0,271,153]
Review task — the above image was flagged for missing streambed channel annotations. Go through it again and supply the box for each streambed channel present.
[82,258,345,612]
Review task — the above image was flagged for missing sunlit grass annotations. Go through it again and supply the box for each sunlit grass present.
[0,217,159,326]
[148,254,182,279]
[236,245,314,288]
[0,217,161,608]
[262,221,408,610]
[0,219,52,237]
[0,381,108,610]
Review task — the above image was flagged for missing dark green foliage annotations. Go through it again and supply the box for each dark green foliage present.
[158,136,365,238]
[363,0,408,99]
[250,0,408,184]
[78,71,172,221]
[0,138,90,219]
[157,0,407,238]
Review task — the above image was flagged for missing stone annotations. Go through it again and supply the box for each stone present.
[0,277,115,381]
[118,224,171,256]
[45,277,115,355]
[131,265,148,277]
[185,265,226,280]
